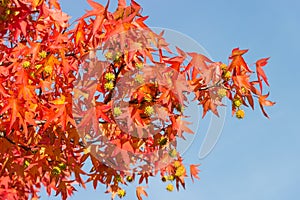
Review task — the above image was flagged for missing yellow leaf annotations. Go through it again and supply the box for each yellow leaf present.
[32,0,43,9]
[50,95,66,105]
[83,146,91,154]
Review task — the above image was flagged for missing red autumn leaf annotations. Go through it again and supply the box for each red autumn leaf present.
[176,176,186,190]
[95,103,111,122]
[0,79,9,97]
[130,107,146,126]
[0,98,23,130]
[256,57,270,92]
[19,21,28,38]
[246,92,255,109]
[135,16,149,29]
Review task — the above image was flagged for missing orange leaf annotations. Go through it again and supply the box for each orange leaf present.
[0,79,9,97]
[256,57,270,92]
[186,53,212,80]
[0,98,22,130]
[32,0,43,8]
[121,141,134,153]
[190,164,201,182]
[136,186,148,200]
[258,92,275,118]
[228,48,251,73]
[229,48,248,58]
[75,21,85,46]
[19,21,28,38]
[87,0,105,10]
[49,0,61,9]
[177,118,193,138]
[50,95,66,105]
[118,0,127,8]
[96,103,112,122]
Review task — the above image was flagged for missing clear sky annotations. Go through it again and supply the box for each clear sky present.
[42,0,300,199]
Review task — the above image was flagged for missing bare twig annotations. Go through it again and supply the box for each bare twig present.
[198,79,224,91]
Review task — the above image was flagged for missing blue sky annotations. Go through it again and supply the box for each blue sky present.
[42,0,300,199]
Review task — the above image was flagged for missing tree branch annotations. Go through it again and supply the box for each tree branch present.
[198,79,224,91]
[0,131,33,152]
[103,61,126,104]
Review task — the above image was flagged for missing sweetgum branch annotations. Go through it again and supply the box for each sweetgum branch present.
[198,79,224,91]
[0,130,32,152]
[0,120,85,154]
[0,51,79,68]
[103,61,126,104]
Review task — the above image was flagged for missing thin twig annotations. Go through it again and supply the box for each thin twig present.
[104,61,126,104]
[198,79,224,91]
